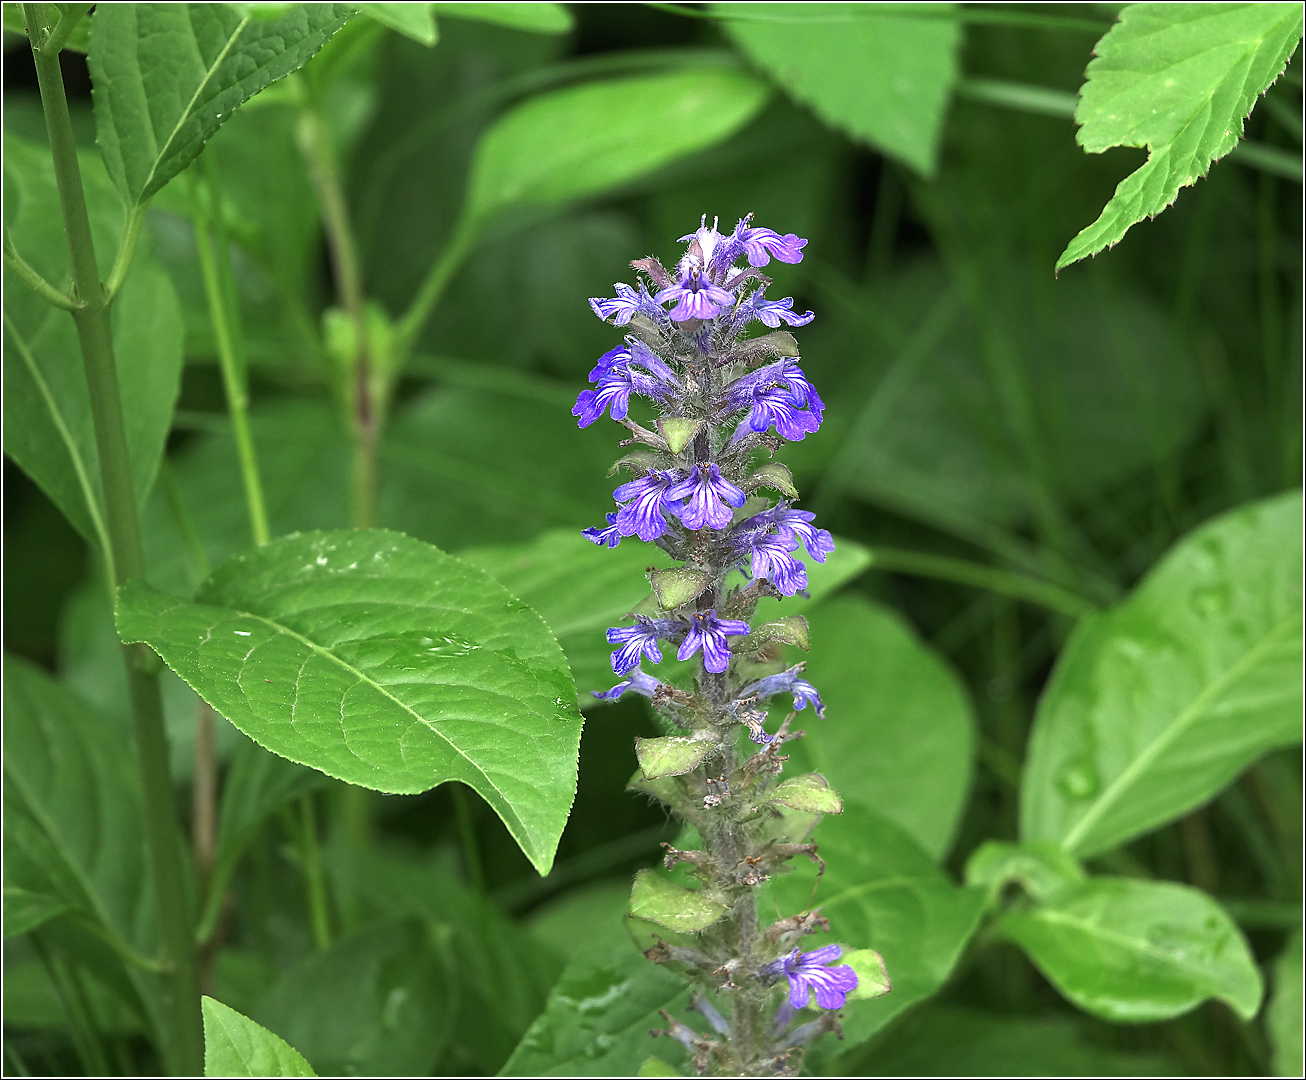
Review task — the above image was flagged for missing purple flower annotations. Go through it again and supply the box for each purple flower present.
[737,664,826,719]
[587,344,631,381]
[593,668,663,703]
[589,281,659,325]
[655,268,735,322]
[606,615,678,675]
[731,383,821,443]
[775,359,824,421]
[736,221,807,268]
[573,367,638,427]
[582,512,622,549]
[666,463,746,531]
[747,292,815,328]
[628,338,680,389]
[780,946,858,1010]
[744,529,809,596]
[744,504,835,563]
[613,470,683,541]
[678,217,729,273]
[677,609,750,674]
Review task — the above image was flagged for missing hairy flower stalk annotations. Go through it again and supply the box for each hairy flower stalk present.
[576,217,887,1075]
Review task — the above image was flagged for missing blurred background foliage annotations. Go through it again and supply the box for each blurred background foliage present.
[3,3,1301,1076]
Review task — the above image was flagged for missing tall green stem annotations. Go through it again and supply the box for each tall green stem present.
[25,7,202,1072]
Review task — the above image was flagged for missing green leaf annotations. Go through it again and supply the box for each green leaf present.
[999,877,1262,1022]
[89,2,353,205]
[637,1058,684,1078]
[115,529,584,875]
[844,948,892,1001]
[741,461,798,499]
[965,840,1086,905]
[628,870,727,934]
[739,615,810,654]
[1022,492,1303,858]
[3,135,183,545]
[2,3,91,51]
[635,735,715,779]
[647,566,711,611]
[432,1,572,33]
[782,596,975,858]
[656,417,702,455]
[766,773,843,815]
[4,959,143,1033]
[503,916,692,1076]
[1270,930,1304,1077]
[721,3,960,176]
[202,997,316,1078]
[253,921,451,1077]
[1057,3,1304,269]
[2,885,68,939]
[462,68,770,226]
[765,801,987,1060]
[2,653,152,952]
[359,2,437,44]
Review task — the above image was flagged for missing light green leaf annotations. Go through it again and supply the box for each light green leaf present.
[3,135,183,546]
[89,2,353,205]
[432,1,572,33]
[782,596,975,859]
[253,921,450,1077]
[1270,930,1304,1077]
[463,68,770,226]
[965,840,1086,905]
[115,529,584,875]
[503,915,692,1076]
[844,948,891,1001]
[740,616,810,654]
[202,997,316,1078]
[657,417,702,455]
[766,801,987,1060]
[1022,492,1303,858]
[635,735,715,779]
[637,1058,684,1078]
[766,773,843,815]
[359,2,436,44]
[721,2,960,176]
[648,566,711,611]
[2,885,68,939]
[1057,3,1304,269]
[629,869,727,934]
[1000,877,1262,1022]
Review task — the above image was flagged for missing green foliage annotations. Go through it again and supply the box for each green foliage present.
[1000,877,1263,1022]
[722,2,960,175]
[1022,491,1303,858]
[201,997,317,1078]
[3,135,183,546]
[115,529,584,874]
[89,3,353,205]
[1058,2,1304,269]
[965,840,1086,904]
[629,869,727,933]
[1269,930,1304,1077]
[432,2,573,35]
[358,3,437,46]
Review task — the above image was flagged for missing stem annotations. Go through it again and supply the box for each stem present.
[103,203,146,304]
[26,8,202,1073]
[452,784,486,892]
[3,236,79,309]
[191,165,270,546]
[298,795,333,950]
[395,217,475,357]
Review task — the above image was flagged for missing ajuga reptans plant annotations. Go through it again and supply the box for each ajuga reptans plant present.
[577,218,890,1075]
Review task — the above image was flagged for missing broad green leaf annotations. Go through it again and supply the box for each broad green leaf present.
[628,870,727,933]
[202,997,316,1078]
[462,68,770,226]
[359,2,437,44]
[849,1003,1184,1076]
[3,135,183,545]
[115,529,584,875]
[2,654,152,953]
[89,3,353,205]
[721,3,960,176]
[4,959,143,1033]
[2,885,68,938]
[1022,492,1303,858]
[767,773,843,815]
[254,921,449,1077]
[1057,3,1304,269]
[782,596,975,859]
[432,2,573,33]
[765,801,987,1060]
[503,915,693,1077]
[1270,930,1304,1077]
[965,840,1086,905]
[1000,877,1262,1022]
[332,846,561,1073]
[844,948,892,1000]
[635,735,715,779]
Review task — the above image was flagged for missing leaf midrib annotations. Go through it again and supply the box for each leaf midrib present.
[1060,613,1301,854]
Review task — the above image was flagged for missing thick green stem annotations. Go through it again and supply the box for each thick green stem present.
[190,167,270,546]
[26,8,202,1073]
[298,795,333,951]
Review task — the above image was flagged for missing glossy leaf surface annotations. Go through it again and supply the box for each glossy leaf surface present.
[1022,492,1303,858]
[1000,877,1262,1022]
[1058,3,1304,268]
[116,529,584,874]
[89,2,353,205]
[202,997,316,1078]
[722,2,960,175]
